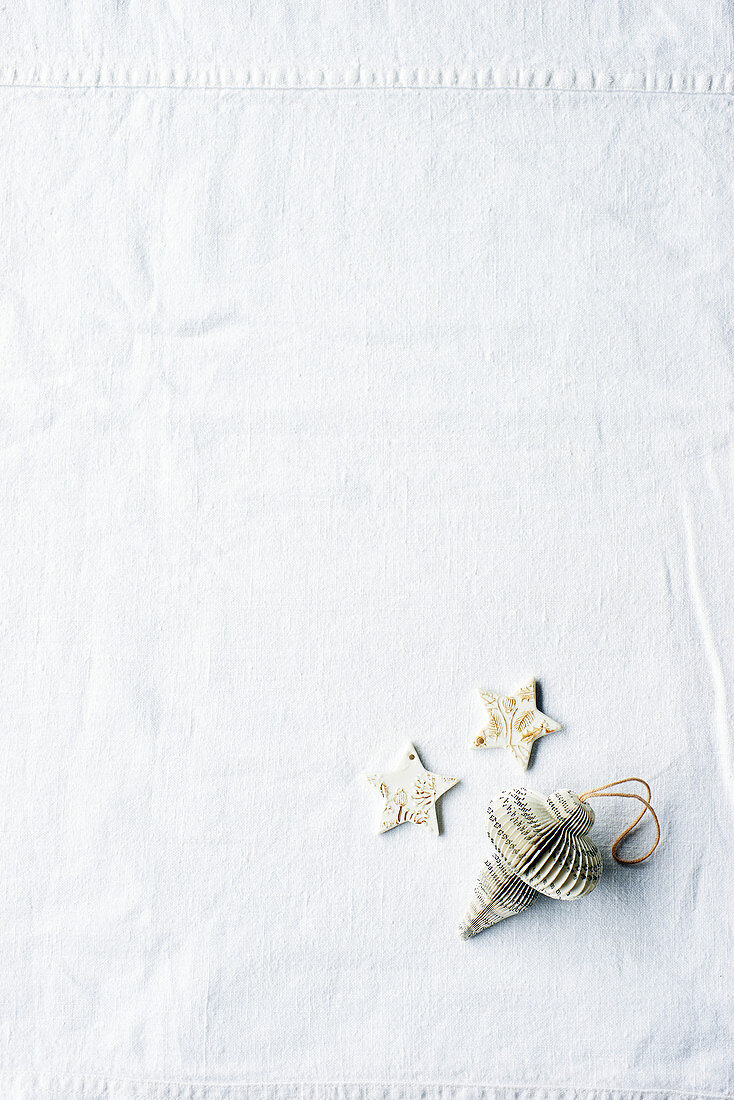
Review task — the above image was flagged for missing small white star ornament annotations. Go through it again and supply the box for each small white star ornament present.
[366,743,459,836]
[473,678,561,769]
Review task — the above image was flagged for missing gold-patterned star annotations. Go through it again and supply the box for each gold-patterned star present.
[366,743,459,835]
[473,678,561,769]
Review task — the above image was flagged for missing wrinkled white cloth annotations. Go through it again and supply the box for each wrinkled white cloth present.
[0,4,733,1099]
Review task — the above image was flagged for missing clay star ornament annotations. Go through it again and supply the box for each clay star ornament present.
[366,743,458,836]
[473,678,561,770]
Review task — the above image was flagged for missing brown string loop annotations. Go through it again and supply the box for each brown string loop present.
[579,777,660,865]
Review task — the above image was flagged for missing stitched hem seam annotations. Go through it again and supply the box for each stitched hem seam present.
[1,64,734,93]
[0,1079,728,1100]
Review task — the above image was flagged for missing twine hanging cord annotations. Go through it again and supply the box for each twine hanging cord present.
[579,777,660,864]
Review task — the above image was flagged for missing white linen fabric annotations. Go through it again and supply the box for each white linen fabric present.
[1,4,733,1099]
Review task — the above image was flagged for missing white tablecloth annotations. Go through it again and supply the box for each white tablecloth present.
[1,4,732,1099]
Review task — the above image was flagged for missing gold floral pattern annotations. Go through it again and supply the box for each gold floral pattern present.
[366,743,458,835]
[473,678,561,770]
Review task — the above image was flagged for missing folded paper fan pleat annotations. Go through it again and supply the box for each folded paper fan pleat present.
[459,847,538,939]
[460,786,604,936]
[487,787,602,900]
